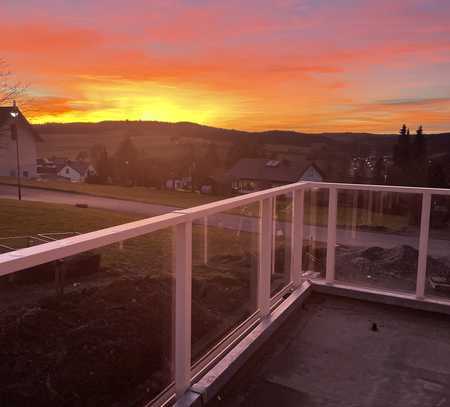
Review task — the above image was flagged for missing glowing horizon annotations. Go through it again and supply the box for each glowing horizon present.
[2,0,450,133]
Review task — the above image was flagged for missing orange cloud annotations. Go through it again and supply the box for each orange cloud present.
[1,0,450,132]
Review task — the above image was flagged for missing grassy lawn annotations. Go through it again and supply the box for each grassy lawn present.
[0,177,226,208]
[0,199,171,275]
[0,198,143,237]
[0,199,255,278]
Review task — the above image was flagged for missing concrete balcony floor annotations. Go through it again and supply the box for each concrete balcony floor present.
[207,293,450,407]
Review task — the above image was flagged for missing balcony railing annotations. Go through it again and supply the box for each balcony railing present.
[1,181,450,406]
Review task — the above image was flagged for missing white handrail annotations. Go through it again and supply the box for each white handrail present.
[0,212,186,277]
[310,181,450,195]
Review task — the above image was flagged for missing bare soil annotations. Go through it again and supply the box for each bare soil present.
[0,263,253,407]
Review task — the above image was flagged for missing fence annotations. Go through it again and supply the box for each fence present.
[1,181,450,405]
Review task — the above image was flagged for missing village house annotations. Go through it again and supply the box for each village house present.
[0,105,42,179]
[56,160,96,182]
[227,158,325,194]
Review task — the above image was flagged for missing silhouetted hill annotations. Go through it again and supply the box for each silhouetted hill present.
[35,120,333,145]
[34,120,450,159]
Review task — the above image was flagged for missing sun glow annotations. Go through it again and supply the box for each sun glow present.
[29,77,235,125]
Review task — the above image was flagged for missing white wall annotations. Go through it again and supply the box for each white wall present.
[57,166,83,182]
[0,121,38,178]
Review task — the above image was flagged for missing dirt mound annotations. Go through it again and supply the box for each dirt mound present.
[336,245,450,291]
[0,273,236,407]
[359,245,419,275]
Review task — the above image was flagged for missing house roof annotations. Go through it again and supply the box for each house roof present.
[227,158,325,183]
[0,106,43,142]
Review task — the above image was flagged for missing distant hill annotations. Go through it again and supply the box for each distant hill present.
[34,120,336,159]
[33,120,450,160]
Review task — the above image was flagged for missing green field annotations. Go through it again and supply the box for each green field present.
[0,198,143,236]
[0,177,225,208]
[0,199,256,276]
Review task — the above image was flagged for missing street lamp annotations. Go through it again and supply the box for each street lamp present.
[10,102,21,200]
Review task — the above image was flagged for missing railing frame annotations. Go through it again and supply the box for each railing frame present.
[1,180,450,405]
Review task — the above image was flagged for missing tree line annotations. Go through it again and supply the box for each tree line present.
[354,125,448,188]
[86,134,264,190]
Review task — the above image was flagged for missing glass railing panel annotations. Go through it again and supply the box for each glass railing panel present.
[335,189,421,293]
[303,187,329,279]
[271,193,293,296]
[0,229,174,406]
[191,202,260,364]
[425,194,450,300]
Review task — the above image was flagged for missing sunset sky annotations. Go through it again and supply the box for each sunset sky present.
[2,0,450,132]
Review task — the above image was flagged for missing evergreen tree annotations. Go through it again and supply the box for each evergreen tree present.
[392,124,417,186]
[412,126,428,186]
[87,144,112,184]
[413,125,426,161]
[397,124,411,168]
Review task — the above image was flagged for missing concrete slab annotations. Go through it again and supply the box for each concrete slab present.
[207,294,450,407]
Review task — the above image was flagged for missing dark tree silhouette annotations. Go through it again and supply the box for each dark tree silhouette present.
[391,124,429,187]
[86,144,112,184]
[412,126,428,186]
[372,157,385,185]
[192,142,221,190]
[114,136,139,185]
[413,125,426,161]
[76,151,89,161]
[351,158,364,184]
[428,162,447,188]
[226,136,263,168]
[396,124,411,168]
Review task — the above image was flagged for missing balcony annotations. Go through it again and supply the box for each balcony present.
[1,182,450,406]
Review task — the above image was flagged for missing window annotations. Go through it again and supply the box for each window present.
[23,171,29,178]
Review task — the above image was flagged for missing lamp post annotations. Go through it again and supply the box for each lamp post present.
[10,103,21,200]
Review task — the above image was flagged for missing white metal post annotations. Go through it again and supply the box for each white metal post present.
[174,221,192,399]
[326,186,337,284]
[311,189,318,248]
[203,216,208,265]
[271,198,276,275]
[416,192,431,299]
[258,198,273,317]
[291,189,304,286]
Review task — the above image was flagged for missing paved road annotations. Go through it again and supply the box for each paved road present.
[0,185,178,217]
[1,185,450,256]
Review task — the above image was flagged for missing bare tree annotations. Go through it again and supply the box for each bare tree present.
[0,58,28,106]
